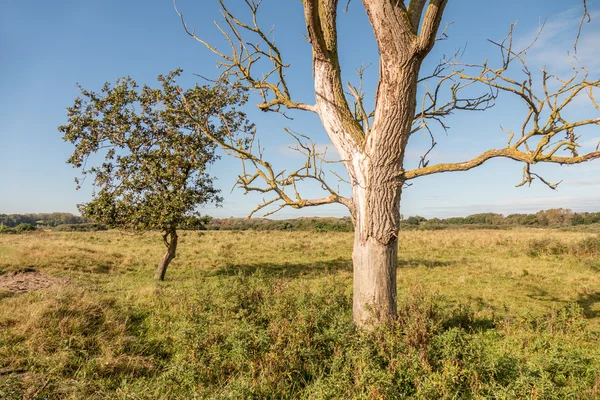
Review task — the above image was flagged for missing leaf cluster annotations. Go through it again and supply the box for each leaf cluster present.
[60,70,251,233]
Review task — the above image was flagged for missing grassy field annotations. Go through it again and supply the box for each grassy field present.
[0,228,599,399]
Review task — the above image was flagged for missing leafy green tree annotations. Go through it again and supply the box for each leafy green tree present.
[405,216,427,226]
[60,70,251,280]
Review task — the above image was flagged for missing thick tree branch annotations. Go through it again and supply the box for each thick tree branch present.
[408,19,600,187]
[303,0,365,154]
[407,0,427,33]
[416,0,448,56]
[404,149,600,180]
[361,0,414,60]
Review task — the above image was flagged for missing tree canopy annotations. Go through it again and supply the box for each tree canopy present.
[60,69,252,279]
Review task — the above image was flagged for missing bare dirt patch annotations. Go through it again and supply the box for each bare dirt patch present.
[0,268,67,295]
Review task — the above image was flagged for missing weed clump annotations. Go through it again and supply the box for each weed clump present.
[575,235,600,255]
[0,288,169,398]
[526,237,570,257]
[526,235,600,257]
[0,223,36,235]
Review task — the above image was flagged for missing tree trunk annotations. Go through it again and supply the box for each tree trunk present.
[154,230,178,281]
[301,0,428,327]
[352,230,398,325]
[351,176,403,326]
[349,61,418,327]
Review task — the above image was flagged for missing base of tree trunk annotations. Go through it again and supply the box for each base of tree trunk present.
[154,233,178,281]
[352,236,398,326]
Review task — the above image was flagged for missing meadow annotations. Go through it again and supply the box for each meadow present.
[0,228,599,399]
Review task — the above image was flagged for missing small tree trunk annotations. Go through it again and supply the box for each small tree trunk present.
[154,230,178,281]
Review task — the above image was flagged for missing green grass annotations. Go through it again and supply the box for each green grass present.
[1,229,599,399]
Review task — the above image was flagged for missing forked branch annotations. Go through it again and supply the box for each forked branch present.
[178,85,352,217]
[406,22,600,187]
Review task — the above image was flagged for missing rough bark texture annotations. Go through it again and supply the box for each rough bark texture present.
[302,0,441,326]
[154,230,178,281]
[350,64,419,325]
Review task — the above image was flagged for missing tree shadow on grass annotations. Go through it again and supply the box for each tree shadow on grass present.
[210,257,456,278]
[577,292,600,318]
[398,258,456,269]
[525,286,565,304]
[210,257,352,279]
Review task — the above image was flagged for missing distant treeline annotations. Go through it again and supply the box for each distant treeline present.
[205,217,354,232]
[204,209,600,231]
[1,209,599,232]
[403,209,600,228]
[0,213,89,228]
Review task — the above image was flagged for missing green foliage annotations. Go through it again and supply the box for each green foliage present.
[59,70,251,235]
[2,209,599,233]
[2,275,598,398]
[405,215,427,226]
[0,223,36,234]
[14,223,36,233]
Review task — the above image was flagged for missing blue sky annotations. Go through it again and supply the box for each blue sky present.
[1,0,599,219]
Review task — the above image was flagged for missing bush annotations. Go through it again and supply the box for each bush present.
[0,223,35,234]
[14,223,36,233]
[526,238,570,257]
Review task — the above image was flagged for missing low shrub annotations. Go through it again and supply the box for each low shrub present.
[527,238,570,257]
[575,235,600,255]
[0,223,35,234]
[14,223,36,233]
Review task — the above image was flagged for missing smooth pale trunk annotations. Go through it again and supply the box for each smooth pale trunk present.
[154,232,178,281]
[352,234,398,325]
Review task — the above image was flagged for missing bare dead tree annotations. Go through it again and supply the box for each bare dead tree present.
[176,0,599,326]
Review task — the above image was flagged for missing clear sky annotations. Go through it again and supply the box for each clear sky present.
[1,0,599,219]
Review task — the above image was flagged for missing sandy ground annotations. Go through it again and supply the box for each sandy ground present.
[0,268,67,295]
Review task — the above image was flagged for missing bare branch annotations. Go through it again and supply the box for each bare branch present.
[412,50,497,166]
[575,0,591,53]
[407,19,600,186]
[346,64,373,134]
[404,148,600,180]
[174,0,316,115]
[304,0,365,150]
[178,85,352,218]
